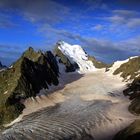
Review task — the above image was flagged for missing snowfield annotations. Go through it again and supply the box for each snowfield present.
[2,70,137,140]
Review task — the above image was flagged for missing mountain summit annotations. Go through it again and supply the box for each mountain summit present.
[54,41,107,73]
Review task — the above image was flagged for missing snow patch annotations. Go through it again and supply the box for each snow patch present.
[4,91,8,94]
[9,65,13,69]
[129,56,139,59]
[0,69,5,72]
[107,56,139,81]
[108,59,129,74]
[108,56,139,75]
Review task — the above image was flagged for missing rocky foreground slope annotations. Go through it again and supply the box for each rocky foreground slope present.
[0,47,59,127]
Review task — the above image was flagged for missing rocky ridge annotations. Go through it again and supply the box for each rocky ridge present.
[0,47,59,127]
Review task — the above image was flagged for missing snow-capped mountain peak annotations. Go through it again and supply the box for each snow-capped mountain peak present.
[56,41,97,73]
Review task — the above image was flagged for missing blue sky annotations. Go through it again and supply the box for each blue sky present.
[0,0,140,65]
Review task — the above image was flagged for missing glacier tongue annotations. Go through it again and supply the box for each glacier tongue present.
[57,41,98,73]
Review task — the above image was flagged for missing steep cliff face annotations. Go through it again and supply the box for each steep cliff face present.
[0,47,59,126]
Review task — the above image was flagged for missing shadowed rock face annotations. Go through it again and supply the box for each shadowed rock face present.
[0,48,59,127]
[0,62,3,68]
[0,62,6,70]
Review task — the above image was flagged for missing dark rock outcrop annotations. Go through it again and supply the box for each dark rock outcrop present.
[123,76,140,114]
[0,62,2,68]
[0,62,6,70]
[0,47,59,126]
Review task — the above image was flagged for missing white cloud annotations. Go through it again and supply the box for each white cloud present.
[113,10,139,17]
[127,18,140,27]
[91,24,103,31]
[106,9,140,28]
[73,35,140,62]
[0,0,70,24]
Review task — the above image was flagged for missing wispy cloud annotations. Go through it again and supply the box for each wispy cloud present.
[0,0,139,65]
[82,0,108,10]
[0,13,16,28]
[106,9,140,28]
[65,34,140,63]
[0,0,70,25]
[91,24,103,31]
[0,44,24,65]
